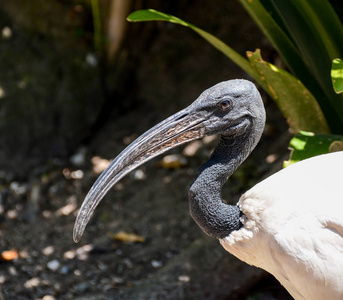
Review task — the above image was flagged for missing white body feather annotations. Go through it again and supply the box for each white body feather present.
[220,151,343,300]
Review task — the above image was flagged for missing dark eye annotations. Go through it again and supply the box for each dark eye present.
[219,99,231,111]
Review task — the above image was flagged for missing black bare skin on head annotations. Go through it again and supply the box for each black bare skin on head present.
[73,79,265,243]
[188,80,265,239]
[189,137,248,239]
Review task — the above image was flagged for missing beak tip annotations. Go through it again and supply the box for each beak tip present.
[73,197,94,244]
[73,224,83,243]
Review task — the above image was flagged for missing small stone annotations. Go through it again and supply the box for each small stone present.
[47,259,60,272]
[86,53,98,67]
[56,202,77,216]
[75,244,93,260]
[42,246,55,256]
[6,210,17,219]
[70,170,84,179]
[59,265,69,275]
[112,276,124,284]
[159,154,187,169]
[63,250,75,260]
[2,26,12,39]
[151,259,163,268]
[97,263,108,271]
[24,277,40,289]
[178,275,190,282]
[183,140,202,156]
[70,147,87,166]
[91,156,111,174]
[123,258,133,268]
[133,169,146,181]
[0,275,5,284]
[9,182,27,195]
[74,281,90,293]
[266,153,278,164]
[42,295,55,300]
[54,282,62,292]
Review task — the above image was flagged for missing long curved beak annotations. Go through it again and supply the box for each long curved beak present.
[73,107,208,242]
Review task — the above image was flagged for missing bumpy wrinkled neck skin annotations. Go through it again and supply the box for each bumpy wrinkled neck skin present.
[189,124,263,239]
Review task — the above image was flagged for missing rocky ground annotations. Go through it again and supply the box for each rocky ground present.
[0,100,294,300]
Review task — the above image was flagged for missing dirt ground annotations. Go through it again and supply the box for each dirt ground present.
[0,100,294,300]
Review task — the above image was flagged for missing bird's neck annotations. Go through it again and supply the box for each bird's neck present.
[188,133,255,239]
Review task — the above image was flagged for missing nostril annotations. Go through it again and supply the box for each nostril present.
[174,112,189,121]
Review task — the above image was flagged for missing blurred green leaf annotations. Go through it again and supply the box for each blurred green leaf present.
[127,9,329,134]
[127,9,257,79]
[127,9,188,25]
[91,0,103,51]
[284,131,343,167]
[332,58,343,94]
[240,0,343,133]
[247,50,330,134]
[267,0,343,132]
[238,0,308,84]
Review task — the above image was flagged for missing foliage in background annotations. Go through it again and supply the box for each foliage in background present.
[286,58,343,166]
[285,131,343,167]
[332,58,343,94]
[127,0,343,164]
[240,0,343,133]
[90,0,103,52]
[127,9,329,135]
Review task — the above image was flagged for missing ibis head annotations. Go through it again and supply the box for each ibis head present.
[73,79,265,242]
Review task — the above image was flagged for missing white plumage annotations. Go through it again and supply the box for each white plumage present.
[220,151,343,300]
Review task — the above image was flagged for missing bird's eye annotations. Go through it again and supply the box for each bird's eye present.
[219,99,232,111]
